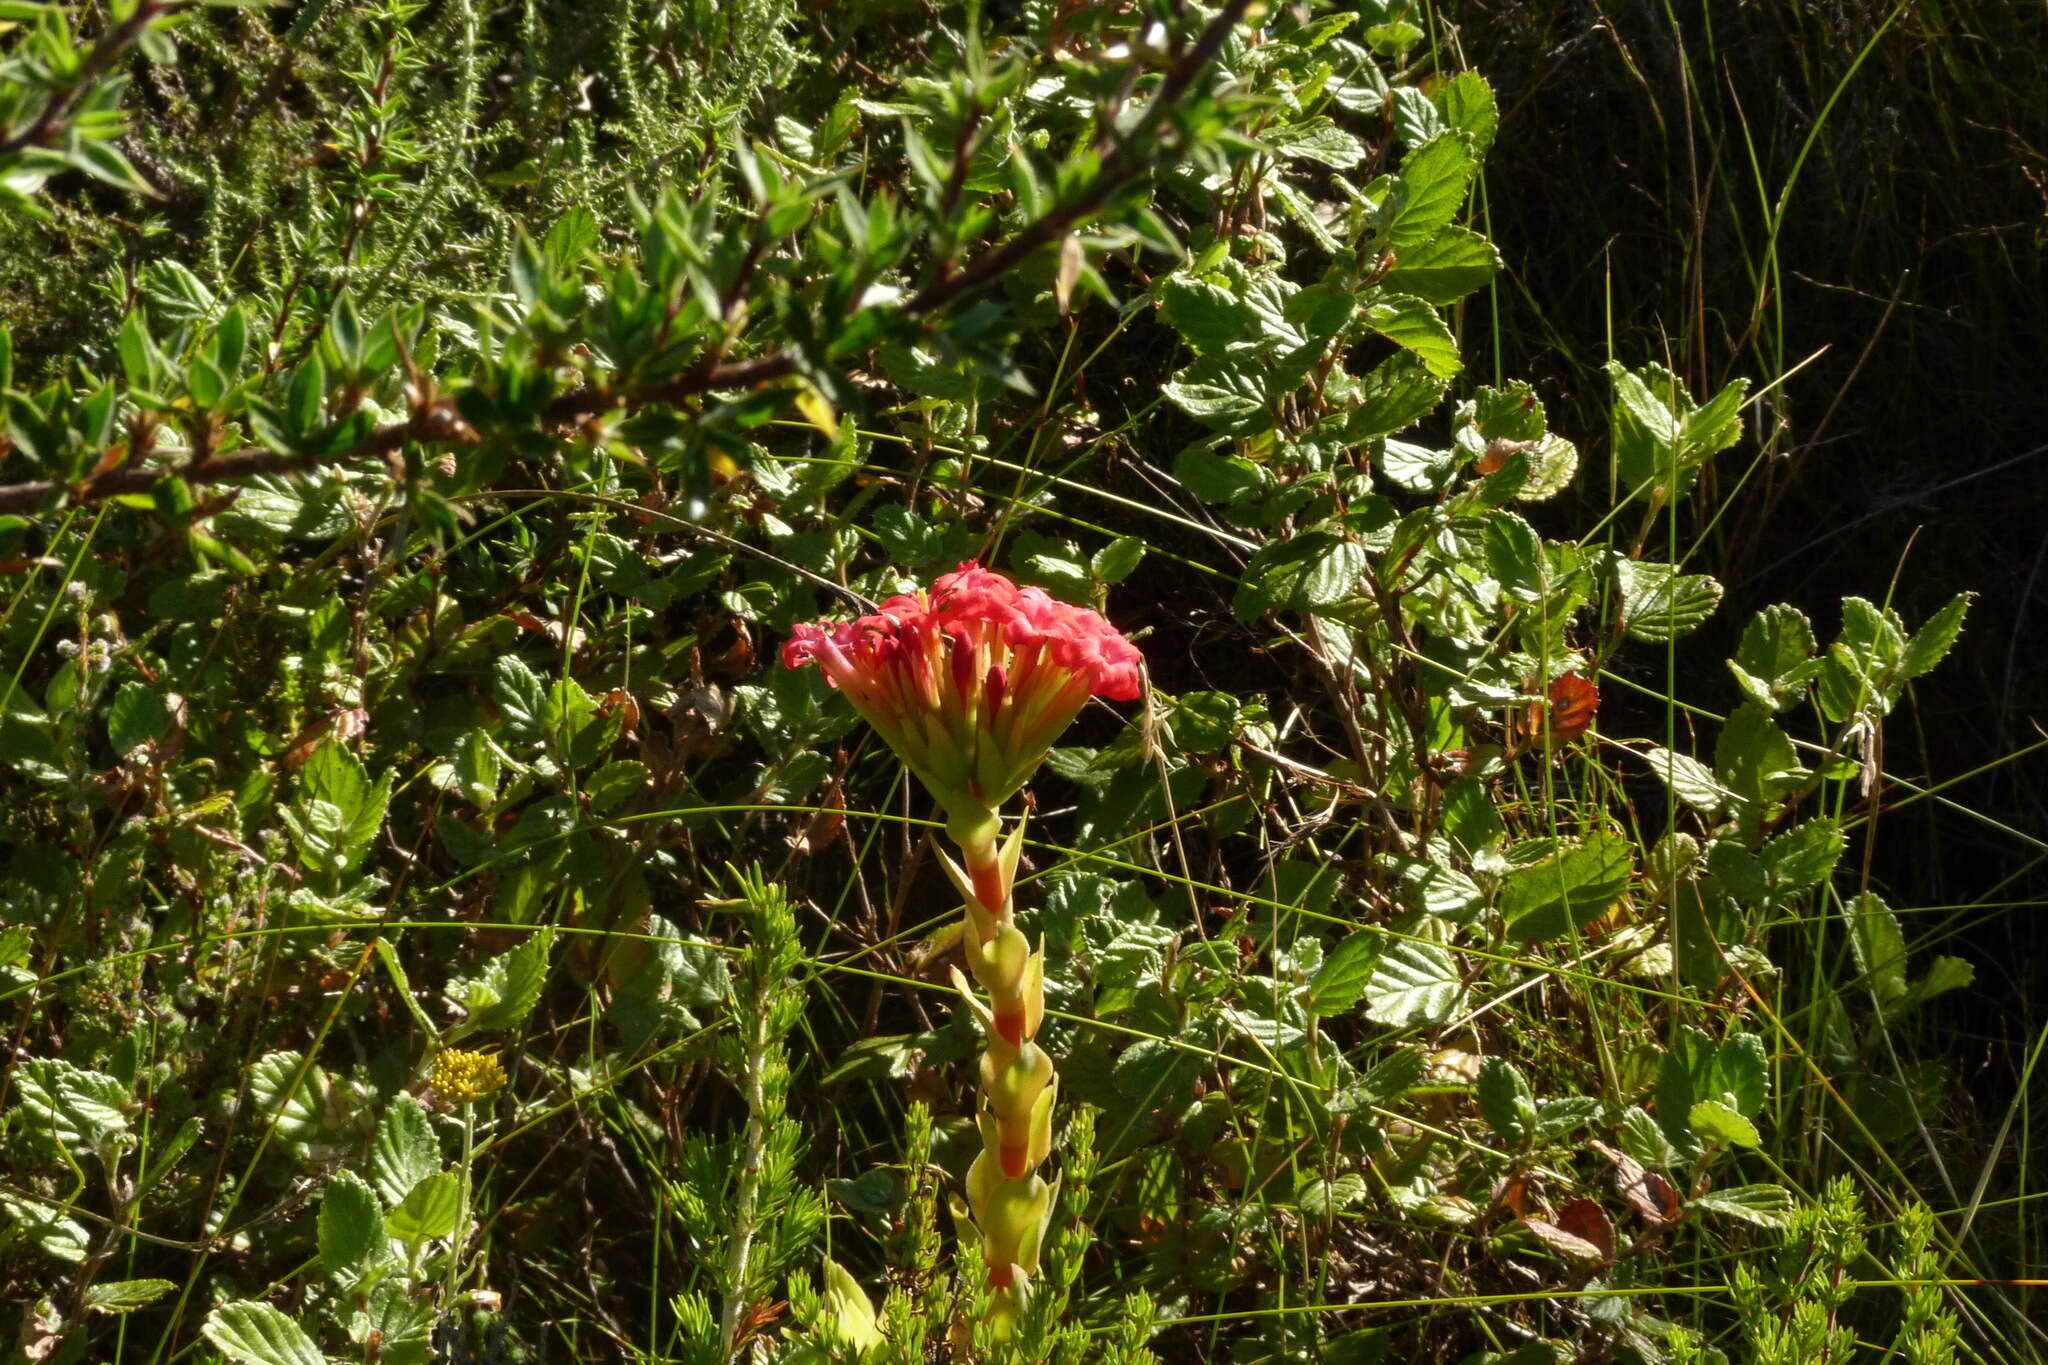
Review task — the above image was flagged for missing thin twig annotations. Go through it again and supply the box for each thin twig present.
[0,0,1255,519]
[0,1,172,159]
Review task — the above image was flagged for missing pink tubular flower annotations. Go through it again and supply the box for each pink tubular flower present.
[782,563,1142,820]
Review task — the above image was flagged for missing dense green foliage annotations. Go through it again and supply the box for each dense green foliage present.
[1,2,2038,1362]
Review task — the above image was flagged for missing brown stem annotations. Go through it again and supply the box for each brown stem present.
[0,0,1255,519]
[0,2,173,159]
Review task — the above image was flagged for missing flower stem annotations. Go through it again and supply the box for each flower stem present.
[443,1105,475,1338]
[951,807,1059,1336]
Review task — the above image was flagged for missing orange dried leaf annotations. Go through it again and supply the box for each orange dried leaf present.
[1546,673,1600,743]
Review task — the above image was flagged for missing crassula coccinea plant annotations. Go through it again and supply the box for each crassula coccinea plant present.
[784,563,1141,1334]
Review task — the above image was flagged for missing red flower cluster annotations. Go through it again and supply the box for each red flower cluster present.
[782,563,1142,818]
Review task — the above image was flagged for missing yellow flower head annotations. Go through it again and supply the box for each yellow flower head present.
[432,1048,506,1105]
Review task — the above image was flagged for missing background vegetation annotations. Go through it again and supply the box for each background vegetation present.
[2,1,2042,1362]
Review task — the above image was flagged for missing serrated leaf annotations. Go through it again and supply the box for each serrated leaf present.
[14,1059,129,1158]
[1383,855,1484,921]
[1732,604,1820,711]
[1092,536,1146,584]
[1682,376,1749,457]
[1618,1105,1678,1169]
[449,927,555,1038]
[107,680,171,754]
[1298,1171,1369,1217]
[1435,71,1499,156]
[318,1169,384,1271]
[1512,432,1579,501]
[249,1052,332,1148]
[1157,275,1261,355]
[85,1278,177,1314]
[1639,745,1732,814]
[584,759,649,815]
[0,923,30,969]
[1901,591,1971,680]
[1363,933,1465,1027]
[1307,931,1378,1016]
[385,1169,461,1244]
[371,1093,441,1207]
[1383,225,1501,303]
[1163,355,1271,435]
[1267,177,1343,253]
[1522,1211,1610,1264]
[1377,439,1455,493]
[201,1301,325,1365]
[1715,703,1806,808]
[1346,1048,1428,1109]
[1389,135,1476,250]
[0,1191,89,1262]
[1690,1183,1795,1229]
[1476,1057,1536,1144]
[1498,834,1632,942]
[1339,352,1446,442]
[1707,1032,1769,1118]
[1895,956,1973,1018]
[1272,115,1367,169]
[299,740,390,876]
[1174,445,1268,504]
[1847,891,1910,1003]
[489,655,548,737]
[1817,596,1910,722]
[1758,818,1843,895]
[1618,560,1723,642]
[1483,511,1548,604]
[1363,293,1462,378]
[1534,1096,1604,1141]
[1232,531,1366,620]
